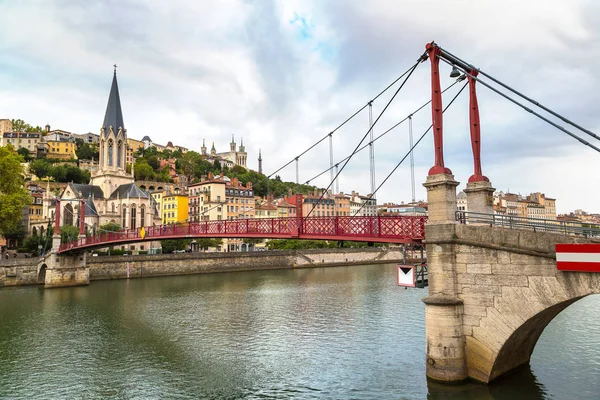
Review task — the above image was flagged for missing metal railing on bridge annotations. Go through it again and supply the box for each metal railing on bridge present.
[456,211,600,238]
[58,216,427,253]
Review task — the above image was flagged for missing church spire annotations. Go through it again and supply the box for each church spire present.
[102,67,125,133]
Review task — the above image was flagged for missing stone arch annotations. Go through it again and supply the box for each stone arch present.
[157,186,163,191]
[488,296,584,382]
[140,185,147,190]
[424,224,600,384]
[32,226,38,236]
[64,203,74,226]
[40,226,45,237]
[38,264,47,284]
[112,203,116,214]
[149,186,155,191]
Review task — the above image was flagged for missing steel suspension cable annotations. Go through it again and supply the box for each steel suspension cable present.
[265,59,424,180]
[305,55,426,218]
[352,81,469,216]
[438,58,600,153]
[437,45,600,142]
[302,78,464,185]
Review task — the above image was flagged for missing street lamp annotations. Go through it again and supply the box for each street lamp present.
[449,64,461,78]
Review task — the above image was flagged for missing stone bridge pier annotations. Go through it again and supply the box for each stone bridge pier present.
[37,234,89,288]
[422,173,600,384]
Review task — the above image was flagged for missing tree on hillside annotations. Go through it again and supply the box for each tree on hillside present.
[0,146,30,235]
[134,161,155,181]
[17,147,33,161]
[74,139,99,160]
[11,119,43,133]
[29,159,51,179]
[146,155,160,171]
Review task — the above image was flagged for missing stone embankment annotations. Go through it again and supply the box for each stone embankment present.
[1,247,417,287]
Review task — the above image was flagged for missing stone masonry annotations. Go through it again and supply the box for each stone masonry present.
[423,172,600,384]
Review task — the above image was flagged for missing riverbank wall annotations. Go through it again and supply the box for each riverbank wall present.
[0,247,417,287]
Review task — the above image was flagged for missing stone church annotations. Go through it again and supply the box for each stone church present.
[38,69,162,251]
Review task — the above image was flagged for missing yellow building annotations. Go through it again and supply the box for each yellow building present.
[162,192,189,224]
[127,138,145,165]
[44,139,77,160]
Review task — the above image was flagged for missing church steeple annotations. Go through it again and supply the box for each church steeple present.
[97,66,128,176]
[102,67,125,135]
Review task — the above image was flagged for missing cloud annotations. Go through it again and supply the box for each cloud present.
[0,0,599,213]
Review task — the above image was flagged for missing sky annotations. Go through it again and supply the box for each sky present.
[1,0,599,214]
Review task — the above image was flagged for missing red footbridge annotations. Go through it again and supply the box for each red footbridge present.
[58,216,426,254]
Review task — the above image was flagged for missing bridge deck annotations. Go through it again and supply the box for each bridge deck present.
[58,216,426,253]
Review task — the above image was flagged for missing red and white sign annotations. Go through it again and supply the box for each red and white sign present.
[556,244,600,272]
[397,265,416,287]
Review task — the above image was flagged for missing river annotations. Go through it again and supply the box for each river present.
[0,263,598,399]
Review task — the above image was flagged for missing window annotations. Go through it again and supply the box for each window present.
[108,139,114,166]
[130,206,137,230]
[140,205,145,228]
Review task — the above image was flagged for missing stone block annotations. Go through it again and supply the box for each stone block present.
[459,293,495,307]
[463,304,488,317]
[463,314,483,328]
[491,263,555,276]
[509,253,547,265]
[460,284,502,297]
[426,223,457,242]
[472,274,529,287]
[466,263,492,274]
[465,336,495,383]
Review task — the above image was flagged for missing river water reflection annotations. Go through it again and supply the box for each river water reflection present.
[0,263,599,399]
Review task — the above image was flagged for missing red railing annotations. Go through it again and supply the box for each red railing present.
[58,216,426,253]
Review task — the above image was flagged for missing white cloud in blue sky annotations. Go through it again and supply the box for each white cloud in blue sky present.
[0,0,599,213]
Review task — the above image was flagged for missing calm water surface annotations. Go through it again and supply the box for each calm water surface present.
[0,263,599,399]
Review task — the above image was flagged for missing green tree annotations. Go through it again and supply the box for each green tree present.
[65,165,90,184]
[4,223,28,248]
[146,155,160,171]
[23,231,52,256]
[49,164,67,182]
[0,146,30,235]
[17,147,33,161]
[29,159,51,179]
[194,238,223,250]
[99,222,122,233]
[60,225,79,244]
[11,119,43,133]
[161,239,191,253]
[75,140,98,160]
[134,161,155,181]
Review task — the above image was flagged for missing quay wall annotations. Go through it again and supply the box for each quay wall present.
[0,248,414,287]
